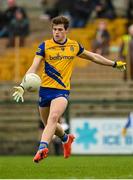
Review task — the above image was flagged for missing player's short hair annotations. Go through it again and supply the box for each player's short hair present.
[51,16,70,30]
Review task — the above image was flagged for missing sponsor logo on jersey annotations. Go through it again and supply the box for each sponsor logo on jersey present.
[49,53,74,60]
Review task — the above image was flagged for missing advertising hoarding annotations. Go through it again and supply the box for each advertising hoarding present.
[70,118,133,154]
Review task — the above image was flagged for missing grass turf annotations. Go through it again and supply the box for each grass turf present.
[0,155,133,179]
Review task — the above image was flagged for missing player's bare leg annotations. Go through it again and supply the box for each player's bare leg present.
[33,97,68,163]
[33,107,50,163]
[39,106,50,125]
[38,107,67,144]
[33,99,75,163]
[39,107,75,158]
[39,106,66,137]
[37,107,71,161]
[41,97,68,142]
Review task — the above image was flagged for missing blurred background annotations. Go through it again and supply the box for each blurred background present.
[0,0,133,157]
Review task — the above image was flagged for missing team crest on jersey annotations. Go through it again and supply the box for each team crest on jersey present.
[70,45,74,52]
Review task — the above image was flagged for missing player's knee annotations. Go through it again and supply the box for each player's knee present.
[49,112,59,123]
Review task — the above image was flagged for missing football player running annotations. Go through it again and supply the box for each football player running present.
[13,16,126,163]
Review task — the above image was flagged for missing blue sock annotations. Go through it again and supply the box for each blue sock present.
[61,133,68,143]
[38,142,48,150]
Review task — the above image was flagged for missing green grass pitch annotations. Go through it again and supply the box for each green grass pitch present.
[0,155,133,179]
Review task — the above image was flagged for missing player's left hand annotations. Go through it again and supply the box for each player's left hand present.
[113,61,126,71]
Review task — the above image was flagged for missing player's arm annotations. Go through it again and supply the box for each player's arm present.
[26,55,43,74]
[13,42,45,103]
[79,49,126,70]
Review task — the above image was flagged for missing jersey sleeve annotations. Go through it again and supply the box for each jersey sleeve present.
[77,43,84,56]
[36,42,45,57]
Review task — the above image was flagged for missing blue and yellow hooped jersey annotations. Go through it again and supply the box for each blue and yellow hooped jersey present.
[36,38,84,90]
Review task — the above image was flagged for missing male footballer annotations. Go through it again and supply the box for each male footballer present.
[13,16,126,163]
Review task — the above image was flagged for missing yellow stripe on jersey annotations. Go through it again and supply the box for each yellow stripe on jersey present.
[36,38,84,90]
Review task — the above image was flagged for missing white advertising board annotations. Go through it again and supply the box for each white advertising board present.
[70,118,133,154]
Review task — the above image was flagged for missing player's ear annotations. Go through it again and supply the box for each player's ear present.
[65,28,69,33]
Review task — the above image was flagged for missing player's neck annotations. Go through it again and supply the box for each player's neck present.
[53,37,67,45]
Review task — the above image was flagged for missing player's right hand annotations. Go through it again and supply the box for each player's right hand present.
[12,86,24,103]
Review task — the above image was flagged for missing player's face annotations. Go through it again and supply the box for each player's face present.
[52,24,67,43]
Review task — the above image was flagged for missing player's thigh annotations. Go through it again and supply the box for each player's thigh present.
[48,97,68,122]
[39,106,50,125]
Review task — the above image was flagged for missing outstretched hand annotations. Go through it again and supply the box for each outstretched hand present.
[113,61,126,71]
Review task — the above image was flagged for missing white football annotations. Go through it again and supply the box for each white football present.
[22,73,41,92]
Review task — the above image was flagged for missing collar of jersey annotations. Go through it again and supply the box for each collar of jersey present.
[53,38,67,45]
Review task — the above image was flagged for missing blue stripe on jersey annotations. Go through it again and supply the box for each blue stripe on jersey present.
[77,43,84,56]
[45,62,66,88]
[36,42,45,57]
[45,61,62,78]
